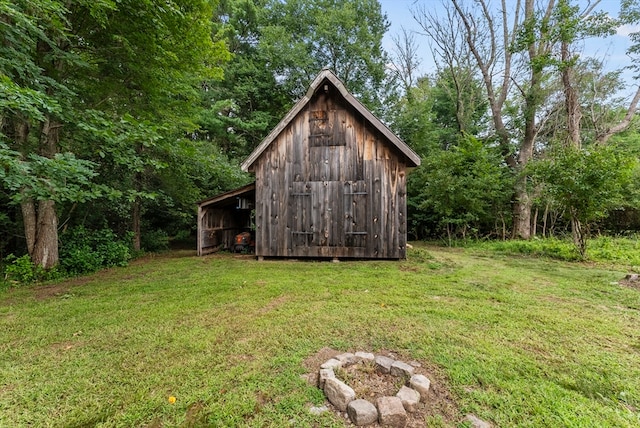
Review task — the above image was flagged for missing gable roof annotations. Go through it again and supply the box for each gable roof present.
[241,69,421,172]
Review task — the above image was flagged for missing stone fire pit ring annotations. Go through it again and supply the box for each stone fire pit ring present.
[318,352,432,427]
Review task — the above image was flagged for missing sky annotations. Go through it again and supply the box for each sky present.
[377,0,638,97]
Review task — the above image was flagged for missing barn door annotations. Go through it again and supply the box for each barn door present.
[316,181,343,247]
[290,182,313,249]
[289,181,344,253]
[344,180,368,247]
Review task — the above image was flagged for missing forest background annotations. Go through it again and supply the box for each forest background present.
[2,0,640,277]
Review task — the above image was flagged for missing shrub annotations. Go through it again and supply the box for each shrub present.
[2,254,38,283]
[141,229,169,252]
[59,226,132,275]
[1,254,61,285]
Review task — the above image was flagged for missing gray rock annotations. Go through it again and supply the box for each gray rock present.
[320,358,342,370]
[409,374,431,401]
[318,368,335,389]
[335,352,356,365]
[324,378,356,412]
[376,396,407,427]
[409,360,421,368]
[625,273,639,282]
[355,351,375,362]
[396,386,420,413]
[375,355,395,374]
[309,405,329,416]
[347,399,378,426]
[390,360,415,377]
[465,414,492,428]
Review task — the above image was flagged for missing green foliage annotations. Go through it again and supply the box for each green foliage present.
[408,134,513,241]
[391,77,440,156]
[530,145,636,229]
[620,0,640,76]
[1,254,60,285]
[393,70,507,241]
[588,236,640,267]
[59,226,132,275]
[2,254,39,284]
[140,229,169,253]
[528,144,637,256]
[0,0,233,265]
[0,142,101,204]
[263,0,390,110]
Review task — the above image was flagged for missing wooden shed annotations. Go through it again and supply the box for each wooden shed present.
[197,183,255,255]
[241,69,420,259]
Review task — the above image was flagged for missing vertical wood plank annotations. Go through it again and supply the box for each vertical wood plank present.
[398,166,407,259]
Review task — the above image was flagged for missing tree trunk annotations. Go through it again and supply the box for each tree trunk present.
[21,197,37,256]
[27,117,61,269]
[561,39,581,149]
[511,0,550,239]
[21,198,59,269]
[571,213,586,258]
[132,196,141,252]
[542,203,549,238]
[32,200,59,268]
[512,180,532,239]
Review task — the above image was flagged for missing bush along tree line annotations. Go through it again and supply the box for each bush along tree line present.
[1,0,640,282]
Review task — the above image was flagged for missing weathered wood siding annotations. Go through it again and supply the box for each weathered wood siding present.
[253,87,408,259]
[198,207,252,255]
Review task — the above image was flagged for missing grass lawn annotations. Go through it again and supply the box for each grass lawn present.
[1,244,639,427]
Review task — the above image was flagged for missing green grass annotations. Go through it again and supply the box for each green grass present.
[464,236,640,267]
[1,245,639,427]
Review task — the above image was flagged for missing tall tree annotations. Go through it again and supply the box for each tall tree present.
[0,0,102,268]
[395,71,501,240]
[199,0,393,160]
[415,0,637,240]
[199,0,290,159]
[416,0,541,238]
[596,0,640,144]
[262,0,391,111]
[0,0,229,266]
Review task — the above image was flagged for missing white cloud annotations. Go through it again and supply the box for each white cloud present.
[617,24,640,37]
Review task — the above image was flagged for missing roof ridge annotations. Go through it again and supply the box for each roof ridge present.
[241,69,420,172]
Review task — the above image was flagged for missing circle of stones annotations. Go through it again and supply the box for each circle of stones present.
[318,352,432,427]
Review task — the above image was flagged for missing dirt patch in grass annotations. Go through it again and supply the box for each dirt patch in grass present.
[49,340,82,352]
[302,347,341,372]
[183,401,208,427]
[258,295,289,315]
[32,274,97,300]
[0,383,16,397]
[33,283,73,300]
[303,348,463,427]
[398,264,420,272]
[619,277,640,291]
